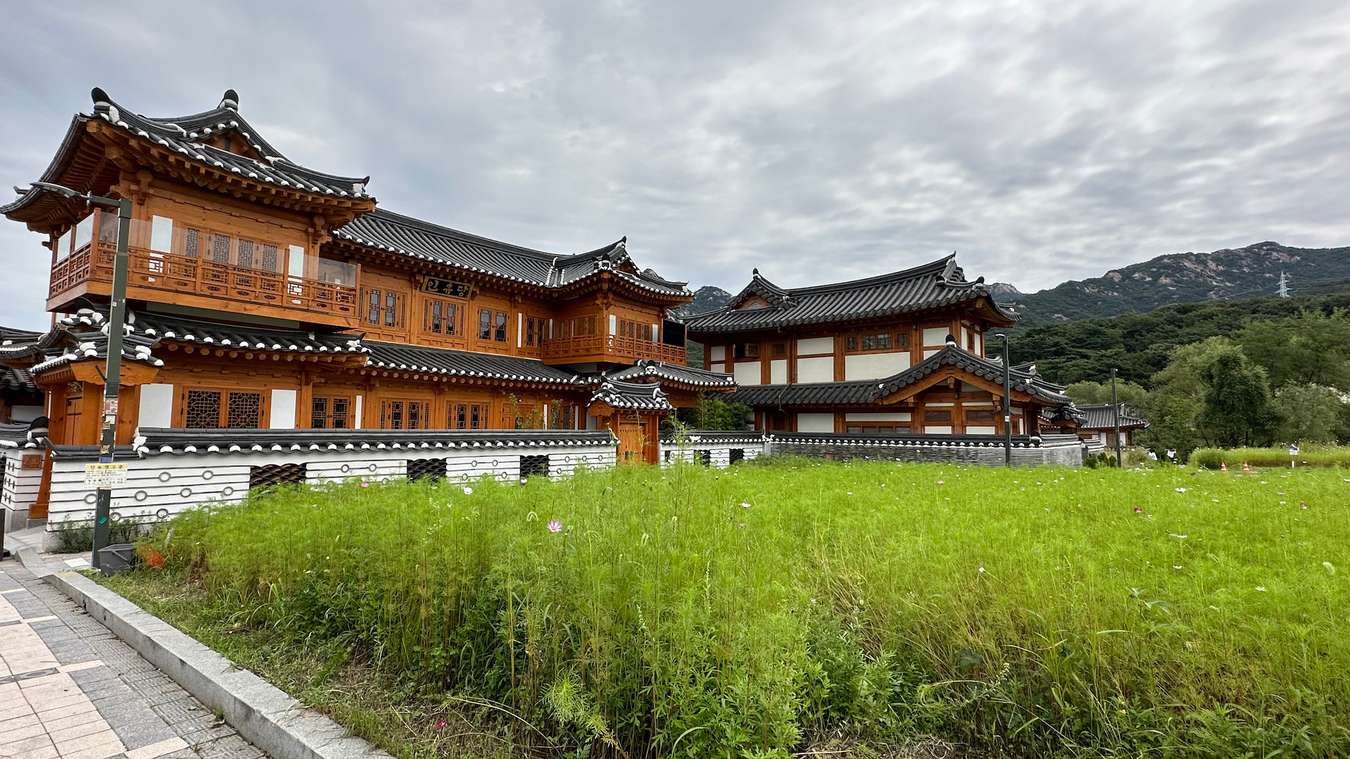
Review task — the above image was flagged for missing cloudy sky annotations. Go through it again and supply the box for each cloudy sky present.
[2,0,1348,329]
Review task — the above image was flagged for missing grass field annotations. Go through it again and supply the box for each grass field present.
[1190,444,1350,470]
[114,460,1350,758]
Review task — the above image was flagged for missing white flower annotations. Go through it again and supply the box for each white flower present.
[462,486,473,495]
[1172,565,1183,570]
[978,565,986,574]
[1255,586,1267,592]
[1175,487,1187,493]
[740,501,751,509]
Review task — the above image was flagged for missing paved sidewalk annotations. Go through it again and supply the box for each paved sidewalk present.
[0,559,267,759]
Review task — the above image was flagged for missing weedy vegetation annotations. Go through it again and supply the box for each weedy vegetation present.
[1190,444,1350,470]
[111,460,1349,757]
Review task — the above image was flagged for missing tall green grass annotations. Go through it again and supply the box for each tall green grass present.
[145,461,1350,757]
[1191,444,1350,469]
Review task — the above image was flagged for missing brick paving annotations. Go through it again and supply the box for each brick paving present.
[0,560,267,759]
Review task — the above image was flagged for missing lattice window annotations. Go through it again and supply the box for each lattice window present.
[366,289,381,324]
[451,402,488,430]
[311,395,352,429]
[183,228,200,258]
[260,243,279,272]
[184,390,222,428]
[248,463,306,491]
[210,233,231,263]
[227,391,263,428]
[380,399,429,430]
[520,455,549,479]
[698,450,712,467]
[237,239,255,270]
[729,448,745,465]
[407,458,445,483]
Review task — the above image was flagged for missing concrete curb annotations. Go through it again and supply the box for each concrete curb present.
[16,549,392,759]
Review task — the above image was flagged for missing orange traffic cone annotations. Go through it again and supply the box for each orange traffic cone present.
[1241,462,1252,474]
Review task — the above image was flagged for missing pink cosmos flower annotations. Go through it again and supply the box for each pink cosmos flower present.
[547,519,563,533]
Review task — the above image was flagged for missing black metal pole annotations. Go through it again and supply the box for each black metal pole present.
[1111,368,1122,468]
[994,334,1012,467]
[91,199,132,569]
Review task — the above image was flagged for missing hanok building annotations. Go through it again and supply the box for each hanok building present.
[1,87,736,520]
[685,259,1078,436]
[1070,403,1148,450]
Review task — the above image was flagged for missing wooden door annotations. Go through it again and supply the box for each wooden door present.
[616,417,647,464]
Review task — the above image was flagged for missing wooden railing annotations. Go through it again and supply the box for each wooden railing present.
[542,333,687,364]
[49,242,358,320]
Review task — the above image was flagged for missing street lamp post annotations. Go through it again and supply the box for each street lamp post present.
[1110,368,1122,468]
[991,333,1012,467]
[32,182,132,570]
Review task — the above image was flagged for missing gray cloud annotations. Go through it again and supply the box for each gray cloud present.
[1,0,1347,330]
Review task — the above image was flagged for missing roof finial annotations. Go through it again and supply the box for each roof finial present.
[220,89,240,110]
[752,267,760,277]
[90,87,110,107]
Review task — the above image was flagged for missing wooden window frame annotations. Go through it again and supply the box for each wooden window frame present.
[362,287,407,330]
[422,297,462,337]
[310,393,355,429]
[844,422,911,435]
[450,401,490,430]
[734,342,760,360]
[478,308,509,343]
[379,398,431,430]
[176,386,270,429]
[844,329,909,355]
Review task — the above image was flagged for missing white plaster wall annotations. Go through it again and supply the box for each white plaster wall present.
[734,361,761,386]
[270,389,298,429]
[923,349,942,359]
[137,383,174,428]
[710,346,726,361]
[796,356,834,383]
[709,362,726,374]
[797,336,833,355]
[960,324,970,348]
[796,413,834,432]
[844,351,909,380]
[924,426,953,434]
[922,327,949,346]
[844,412,911,422]
[966,426,996,435]
[769,359,787,384]
[354,394,364,429]
[10,405,43,423]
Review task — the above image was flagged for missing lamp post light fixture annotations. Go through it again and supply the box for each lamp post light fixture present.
[990,332,1013,467]
[31,181,132,570]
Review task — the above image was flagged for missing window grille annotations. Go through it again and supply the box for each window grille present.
[520,455,550,479]
[184,390,221,428]
[226,391,264,428]
[249,463,305,491]
[407,458,445,482]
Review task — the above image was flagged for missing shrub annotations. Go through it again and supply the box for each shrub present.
[1191,444,1350,469]
[52,519,148,553]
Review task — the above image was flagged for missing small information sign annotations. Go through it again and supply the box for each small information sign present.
[84,462,128,489]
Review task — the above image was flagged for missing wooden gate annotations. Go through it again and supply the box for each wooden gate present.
[616,416,649,464]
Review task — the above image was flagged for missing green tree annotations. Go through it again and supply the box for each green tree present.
[1065,379,1148,408]
[1237,310,1350,390]
[696,396,752,430]
[1197,349,1275,447]
[1138,337,1237,456]
[1271,384,1349,444]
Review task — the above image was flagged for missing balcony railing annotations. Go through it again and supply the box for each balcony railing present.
[542,333,687,364]
[48,211,358,323]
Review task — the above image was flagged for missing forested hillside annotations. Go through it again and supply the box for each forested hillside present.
[1009,283,1350,386]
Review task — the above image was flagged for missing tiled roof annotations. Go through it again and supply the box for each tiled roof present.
[115,428,616,458]
[364,341,581,386]
[604,359,735,388]
[58,309,366,356]
[32,312,163,374]
[1075,403,1149,430]
[333,210,688,296]
[590,380,674,411]
[725,344,1071,408]
[725,380,882,408]
[2,88,370,220]
[685,255,1014,334]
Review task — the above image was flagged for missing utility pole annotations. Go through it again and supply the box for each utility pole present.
[1276,271,1291,298]
[991,333,1012,467]
[1111,368,1122,468]
[32,182,132,570]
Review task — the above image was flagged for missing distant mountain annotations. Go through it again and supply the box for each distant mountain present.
[673,285,734,319]
[995,242,1350,325]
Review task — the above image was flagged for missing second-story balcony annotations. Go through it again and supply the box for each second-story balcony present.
[48,210,359,328]
[541,333,687,366]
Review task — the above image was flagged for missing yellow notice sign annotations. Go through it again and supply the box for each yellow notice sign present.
[84,462,128,489]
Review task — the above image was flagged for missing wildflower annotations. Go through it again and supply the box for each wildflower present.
[1323,561,1336,575]
[1300,501,1309,510]
[1255,586,1267,592]
[359,481,370,489]
[1174,487,1187,493]
[977,565,986,575]
[463,486,473,495]
[936,480,945,486]
[1172,565,1183,570]
[740,501,751,509]
[435,720,447,730]
[1133,506,1143,514]
[547,519,563,534]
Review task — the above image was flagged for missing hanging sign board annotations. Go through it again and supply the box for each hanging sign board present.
[84,462,128,489]
[419,276,471,298]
